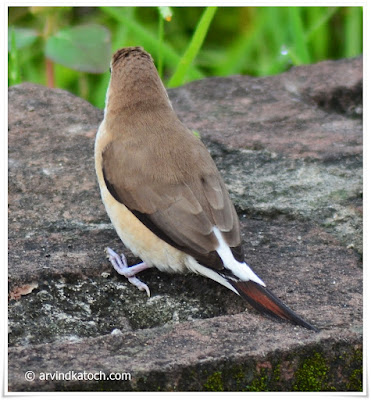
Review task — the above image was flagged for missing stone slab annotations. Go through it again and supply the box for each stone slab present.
[8,57,363,391]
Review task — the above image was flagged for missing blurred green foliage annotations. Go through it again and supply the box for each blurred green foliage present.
[8,6,363,109]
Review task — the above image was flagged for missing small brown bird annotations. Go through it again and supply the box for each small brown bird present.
[95,46,318,331]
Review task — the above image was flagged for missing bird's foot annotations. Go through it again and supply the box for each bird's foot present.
[106,247,151,297]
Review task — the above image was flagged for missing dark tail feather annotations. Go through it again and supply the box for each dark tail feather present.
[231,280,319,332]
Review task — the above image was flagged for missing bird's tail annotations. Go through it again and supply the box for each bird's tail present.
[230,280,319,332]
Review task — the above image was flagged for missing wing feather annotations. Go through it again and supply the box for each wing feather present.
[102,128,243,270]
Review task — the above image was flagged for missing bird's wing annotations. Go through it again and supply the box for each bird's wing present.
[101,133,243,270]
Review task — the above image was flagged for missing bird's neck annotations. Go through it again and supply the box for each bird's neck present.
[105,75,172,117]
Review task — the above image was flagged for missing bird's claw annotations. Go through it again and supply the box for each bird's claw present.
[106,247,151,297]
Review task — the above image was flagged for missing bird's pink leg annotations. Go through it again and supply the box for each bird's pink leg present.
[106,247,152,297]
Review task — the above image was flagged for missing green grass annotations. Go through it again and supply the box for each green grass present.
[167,6,217,87]
[8,6,363,108]
[8,27,21,86]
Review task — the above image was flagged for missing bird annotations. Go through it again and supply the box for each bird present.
[95,46,318,332]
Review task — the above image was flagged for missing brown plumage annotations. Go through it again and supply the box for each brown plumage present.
[95,46,318,331]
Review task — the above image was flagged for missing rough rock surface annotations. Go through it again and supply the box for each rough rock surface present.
[8,57,362,392]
